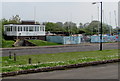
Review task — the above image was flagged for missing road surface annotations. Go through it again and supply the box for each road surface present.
[1,43,118,56]
[4,63,119,79]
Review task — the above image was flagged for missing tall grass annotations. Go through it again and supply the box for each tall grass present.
[1,49,118,72]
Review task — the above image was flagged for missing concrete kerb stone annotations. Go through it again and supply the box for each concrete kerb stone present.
[1,42,117,50]
[1,59,120,77]
[1,45,76,50]
[2,42,103,50]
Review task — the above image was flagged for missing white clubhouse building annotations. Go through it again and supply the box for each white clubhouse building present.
[4,21,46,40]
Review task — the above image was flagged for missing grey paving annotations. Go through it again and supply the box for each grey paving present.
[2,43,118,56]
[4,63,119,79]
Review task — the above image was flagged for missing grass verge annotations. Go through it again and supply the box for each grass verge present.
[2,39,15,48]
[1,39,61,48]
[1,49,119,73]
[28,40,62,46]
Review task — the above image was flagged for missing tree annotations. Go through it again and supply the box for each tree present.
[113,27,119,35]
[1,15,21,39]
[45,22,56,32]
[63,21,78,35]
[56,22,63,28]
[84,20,113,35]
[55,22,64,31]
[1,18,10,37]
[83,22,90,27]
[79,23,83,28]
[9,15,21,24]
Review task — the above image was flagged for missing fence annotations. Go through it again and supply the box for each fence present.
[46,35,118,44]
[46,36,81,44]
[91,36,118,43]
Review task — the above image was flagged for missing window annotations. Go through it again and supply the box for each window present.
[26,27,28,31]
[40,27,42,31]
[24,26,26,31]
[18,26,20,31]
[37,27,39,31]
[23,26,29,31]
[10,26,12,31]
[43,27,45,31]
[35,26,39,31]
[29,26,33,31]
[18,26,22,31]
[14,26,17,31]
[12,26,17,31]
[40,27,44,31]
[21,27,22,31]
[6,26,10,31]
[12,26,15,31]
[35,26,37,31]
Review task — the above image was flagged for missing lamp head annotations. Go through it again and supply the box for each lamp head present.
[92,2,97,4]
[92,2,102,4]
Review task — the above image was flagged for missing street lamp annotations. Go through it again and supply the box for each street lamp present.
[92,2,103,51]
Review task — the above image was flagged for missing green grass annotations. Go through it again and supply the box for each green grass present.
[2,39,15,48]
[28,40,62,46]
[1,49,119,73]
[1,39,61,48]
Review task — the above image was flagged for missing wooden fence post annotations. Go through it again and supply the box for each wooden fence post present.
[29,58,32,64]
[14,53,16,61]
[9,51,12,59]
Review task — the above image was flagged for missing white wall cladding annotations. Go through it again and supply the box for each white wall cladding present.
[4,24,45,36]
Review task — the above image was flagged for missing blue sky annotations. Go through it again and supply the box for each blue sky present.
[1,0,119,28]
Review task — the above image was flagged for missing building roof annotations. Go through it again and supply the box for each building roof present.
[4,20,43,25]
[21,20,36,25]
[4,24,41,26]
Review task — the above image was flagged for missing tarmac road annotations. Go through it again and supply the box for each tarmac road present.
[2,43,118,56]
[4,63,119,79]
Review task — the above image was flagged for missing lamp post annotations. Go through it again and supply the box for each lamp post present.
[92,2,103,51]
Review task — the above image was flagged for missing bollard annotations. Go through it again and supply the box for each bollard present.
[14,53,16,61]
[29,58,32,64]
[9,51,12,59]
